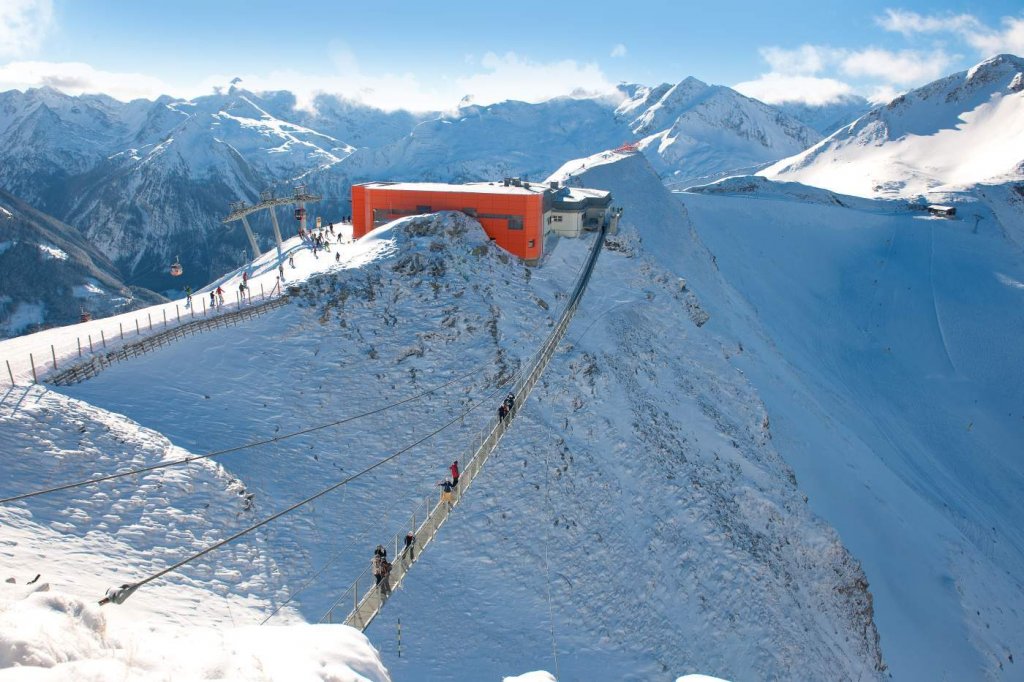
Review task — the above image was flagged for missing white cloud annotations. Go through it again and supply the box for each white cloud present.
[0,49,617,112]
[734,73,855,105]
[964,16,1024,56]
[866,84,901,104]
[875,9,981,36]
[454,52,615,106]
[0,61,174,100]
[760,45,837,75]
[877,9,1024,57]
[610,43,627,58]
[840,48,955,86]
[0,0,53,59]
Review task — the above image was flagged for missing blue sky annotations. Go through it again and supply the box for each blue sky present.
[0,0,1022,109]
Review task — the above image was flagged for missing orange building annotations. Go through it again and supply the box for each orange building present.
[351,179,619,263]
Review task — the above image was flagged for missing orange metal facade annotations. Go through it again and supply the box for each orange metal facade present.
[351,184,544,261]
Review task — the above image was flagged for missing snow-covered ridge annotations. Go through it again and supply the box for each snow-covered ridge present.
[762,54,1024,198]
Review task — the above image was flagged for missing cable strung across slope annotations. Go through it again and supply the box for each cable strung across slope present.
[99,360,528,606]
[4,250,591,506]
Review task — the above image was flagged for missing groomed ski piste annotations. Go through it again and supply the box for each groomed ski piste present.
[0,145,1021,680]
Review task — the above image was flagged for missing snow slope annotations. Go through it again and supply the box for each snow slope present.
[5,156,884,682]
[681,176,1024,679]
[0,385,389,680]
[762,54,1024,198]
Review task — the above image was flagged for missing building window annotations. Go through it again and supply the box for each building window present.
[552,215,563,222]
[528,240,535,248]
[462,208,478,217]
[508,216,523,230]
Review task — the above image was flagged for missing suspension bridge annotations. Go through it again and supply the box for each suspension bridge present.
[324,222,608,630]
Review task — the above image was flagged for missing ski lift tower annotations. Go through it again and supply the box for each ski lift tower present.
[222,186,322,262]
[226,200,262,260]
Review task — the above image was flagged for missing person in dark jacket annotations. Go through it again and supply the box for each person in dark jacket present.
[379,559,392,596]
[404,532,416,561]
[372,554,384,585]
[438,479,454,508]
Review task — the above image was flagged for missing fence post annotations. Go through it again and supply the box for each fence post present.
[176,305,180,323]
[29,353,37,384]
[51,345,57,370]
[88,335,94,353]
[77,337,82,358]
[148,313,153,331]
[163,309,167,328]
[202,299,206,316]
[136,319,141,336]
[100,330,106,349]
[6,360,14,386]
[261,282,265,300]
[119,322,124,340]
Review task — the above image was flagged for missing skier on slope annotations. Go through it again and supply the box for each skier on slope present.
[185,285,192,308]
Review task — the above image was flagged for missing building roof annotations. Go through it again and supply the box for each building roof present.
[357,181,550,196]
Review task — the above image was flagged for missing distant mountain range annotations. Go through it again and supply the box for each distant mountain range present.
[21,59,1016,337]
[0,76,836,298]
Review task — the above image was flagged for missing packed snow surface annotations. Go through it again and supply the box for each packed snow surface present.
[682,175,1024,679]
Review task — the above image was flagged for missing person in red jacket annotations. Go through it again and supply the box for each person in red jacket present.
[450,460,460,487]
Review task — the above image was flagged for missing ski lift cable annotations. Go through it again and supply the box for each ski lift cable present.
[100,363,526,606]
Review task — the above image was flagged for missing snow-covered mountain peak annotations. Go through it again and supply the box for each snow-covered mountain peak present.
[627,76,713,135]
[762,53,1024,198]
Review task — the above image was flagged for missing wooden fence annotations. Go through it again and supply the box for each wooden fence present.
[47,294,292,386]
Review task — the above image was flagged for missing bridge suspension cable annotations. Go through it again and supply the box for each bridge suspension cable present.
[99,361,526,606]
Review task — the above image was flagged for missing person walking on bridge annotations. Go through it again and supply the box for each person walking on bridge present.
[450,460,460,487]
[437,479,454,509]
[404,532,415,562]
[379,558,392,597]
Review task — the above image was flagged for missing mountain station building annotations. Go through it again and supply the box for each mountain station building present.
[351,178,621,263]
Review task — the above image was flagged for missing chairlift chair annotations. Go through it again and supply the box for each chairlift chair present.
[170,256,183,277]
